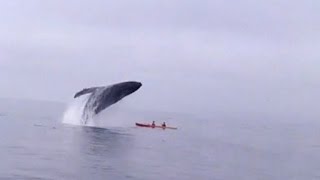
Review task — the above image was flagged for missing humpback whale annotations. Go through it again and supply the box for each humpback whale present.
[74,81,142,124]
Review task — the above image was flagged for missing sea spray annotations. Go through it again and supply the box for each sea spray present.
[61,88,143,128]
[62,95,96,126]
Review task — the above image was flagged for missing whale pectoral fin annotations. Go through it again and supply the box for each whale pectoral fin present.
[74,87,101,98]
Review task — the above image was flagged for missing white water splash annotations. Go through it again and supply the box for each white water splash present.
[62,95,96,126]
[61,87,143,128]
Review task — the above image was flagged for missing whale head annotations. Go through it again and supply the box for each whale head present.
[112,81,142,99]
[92,81,142,114]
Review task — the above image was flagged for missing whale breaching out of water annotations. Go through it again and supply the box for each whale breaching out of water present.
[74,81,142,124]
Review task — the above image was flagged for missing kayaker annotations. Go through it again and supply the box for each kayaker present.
[151,121,155,128]
[162,122,166,128]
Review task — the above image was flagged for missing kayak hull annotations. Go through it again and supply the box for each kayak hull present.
[135,123,177,130]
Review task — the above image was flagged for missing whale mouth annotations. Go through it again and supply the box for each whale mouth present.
[130,82,142,91]
[138,82,142,88]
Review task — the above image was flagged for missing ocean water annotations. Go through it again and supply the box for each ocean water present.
[0,98,320,180]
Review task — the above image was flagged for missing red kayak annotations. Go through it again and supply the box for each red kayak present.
[135,123,177,130]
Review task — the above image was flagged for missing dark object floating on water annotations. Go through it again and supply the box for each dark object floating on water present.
[135,123,178,130]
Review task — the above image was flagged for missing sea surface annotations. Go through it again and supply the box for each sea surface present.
[0,98,319,180]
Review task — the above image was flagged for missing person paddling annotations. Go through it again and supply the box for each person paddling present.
[151,121,156,128]
[161,122,166,128]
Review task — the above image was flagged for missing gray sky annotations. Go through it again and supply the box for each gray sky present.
[0,0,319,117]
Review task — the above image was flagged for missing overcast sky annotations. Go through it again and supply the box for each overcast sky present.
[0,0,319,117]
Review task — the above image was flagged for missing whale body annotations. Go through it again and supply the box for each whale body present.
[74,81,142,124]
